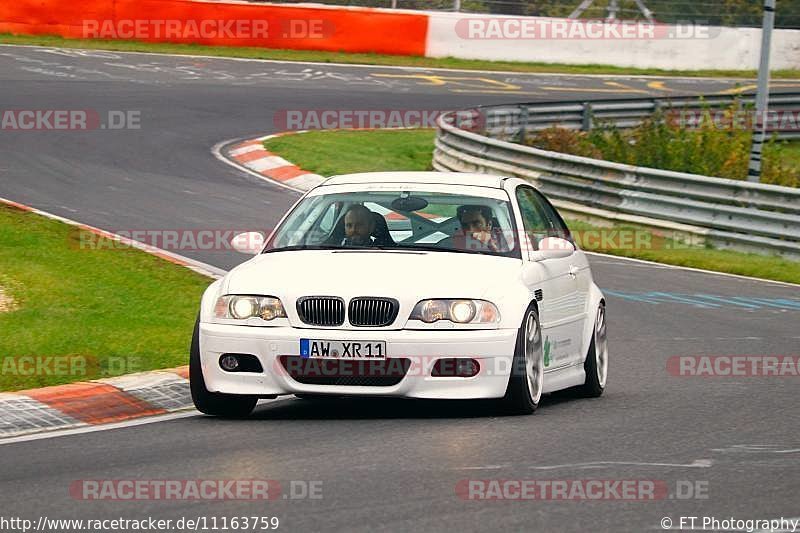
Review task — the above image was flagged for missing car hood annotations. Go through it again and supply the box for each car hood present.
[224,249,522,300]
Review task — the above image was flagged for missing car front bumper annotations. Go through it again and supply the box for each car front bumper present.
[199,322,518,399]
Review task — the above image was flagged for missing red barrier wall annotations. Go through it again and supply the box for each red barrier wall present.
[0,0,428,56]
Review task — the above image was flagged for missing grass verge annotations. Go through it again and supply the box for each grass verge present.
[2,33,800,79]
[263,129,800,284]
[0,205,211,391]
[766,140,800,175]
[265,129,436,176]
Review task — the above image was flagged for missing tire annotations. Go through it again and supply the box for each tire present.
[190,317,257,417]
[501,305,544,415]
[576,303,608,398]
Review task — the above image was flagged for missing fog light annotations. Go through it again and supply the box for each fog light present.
[432,358,480,377]
[219,354,240,371]
[456,359,480,378]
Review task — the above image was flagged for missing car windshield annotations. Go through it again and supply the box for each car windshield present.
[264,189,520,258]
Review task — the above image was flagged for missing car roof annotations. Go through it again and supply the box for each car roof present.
[319,172,506,189]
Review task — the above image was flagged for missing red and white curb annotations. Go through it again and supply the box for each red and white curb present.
[0,367,191,438]
[218,132,326,193]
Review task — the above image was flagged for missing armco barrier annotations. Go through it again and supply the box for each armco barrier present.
[481,93,800,142]
[434,94,800,258]
[0,0,428,56]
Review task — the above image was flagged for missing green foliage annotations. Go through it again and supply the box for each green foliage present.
[528,102,800,187]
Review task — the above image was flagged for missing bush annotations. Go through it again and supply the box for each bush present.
[525,103,799,187]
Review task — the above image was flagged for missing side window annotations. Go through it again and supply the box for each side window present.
[515,186,569,250]
[530,189,571,241]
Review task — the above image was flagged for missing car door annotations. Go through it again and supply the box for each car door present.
[533,189,594,363]
[515,185,585,370]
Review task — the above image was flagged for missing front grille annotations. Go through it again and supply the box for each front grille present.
[296,297,345,327]
[279,356,410,386]
[348,297,399,327]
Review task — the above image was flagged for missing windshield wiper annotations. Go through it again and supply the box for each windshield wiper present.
[262,245,341,253]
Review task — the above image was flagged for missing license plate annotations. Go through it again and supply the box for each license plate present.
[300,339,386,359]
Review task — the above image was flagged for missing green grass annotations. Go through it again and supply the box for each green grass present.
[564,219,800,284]
[2,33,799,79]
[263,129,800,284]
[765,140,800,175]
[0,205,211,391]
[265,129,436,176]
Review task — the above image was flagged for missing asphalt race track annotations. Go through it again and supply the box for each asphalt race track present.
[1,45,799,532]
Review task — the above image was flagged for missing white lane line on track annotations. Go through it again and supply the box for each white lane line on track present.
[527,459,713,470]
[585,252,800,288]
[0,410,200,445]
[453,459,714,472]
[0,43,758,81]
[456,465,513,470]
[0,397,295,446]
[614,336,777,341]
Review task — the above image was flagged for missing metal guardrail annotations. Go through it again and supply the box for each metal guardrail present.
[482,93,800,141]
[434,93,800,257]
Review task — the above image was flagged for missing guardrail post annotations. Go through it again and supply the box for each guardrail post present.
[517,106,529,144]
[581,102,593,131]
[653,100,665,123]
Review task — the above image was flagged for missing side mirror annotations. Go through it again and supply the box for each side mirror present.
[529,237,575,261]
[230,232,265,255]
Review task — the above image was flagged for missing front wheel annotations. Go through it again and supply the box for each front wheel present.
[576,303,608,397]
[190,317,257,417]
[501,306,544,415]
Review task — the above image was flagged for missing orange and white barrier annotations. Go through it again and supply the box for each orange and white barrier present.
[425,11,800,70]
[1,1,799,74]
[0,0,428,56]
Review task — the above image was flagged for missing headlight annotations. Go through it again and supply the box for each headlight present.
[410,299,500,324]
[214,295,287,321]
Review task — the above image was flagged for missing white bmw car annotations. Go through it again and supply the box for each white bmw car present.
[191,172,608,416]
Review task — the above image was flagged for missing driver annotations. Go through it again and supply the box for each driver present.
[341,204,377,247]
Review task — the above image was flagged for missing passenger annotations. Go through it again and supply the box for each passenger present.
[455,205,505,252]
[341,204,377,247]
